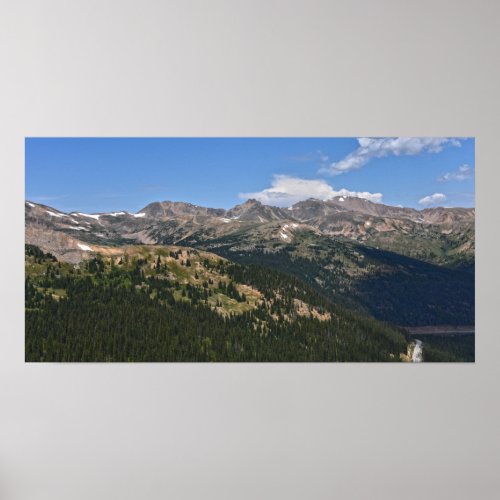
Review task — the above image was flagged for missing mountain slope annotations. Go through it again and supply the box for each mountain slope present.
[194,226,474,327]
[289,197,475,265]
[25,243,408,362]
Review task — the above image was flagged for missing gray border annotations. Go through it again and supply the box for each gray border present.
[1,1,499,499]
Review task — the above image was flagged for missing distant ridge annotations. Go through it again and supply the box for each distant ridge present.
[25,197,475,268]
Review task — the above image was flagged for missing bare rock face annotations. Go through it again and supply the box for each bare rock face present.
[225,199,290,222]
[25,222,88,263]
[140,200,225,219]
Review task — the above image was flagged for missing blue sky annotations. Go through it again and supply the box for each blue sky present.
[25,137,475,213]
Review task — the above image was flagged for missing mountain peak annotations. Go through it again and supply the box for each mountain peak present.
[140,200,225,218]
[239,198,262,207]
[226,199,289,222]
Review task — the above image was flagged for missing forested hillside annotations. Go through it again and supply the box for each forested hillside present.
[25,244,408,362]
[195,230,475,326]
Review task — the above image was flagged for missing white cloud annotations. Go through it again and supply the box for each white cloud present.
[418,192,447,206]
[239,175,383,207]
[320,137,462,175]
[438,164,473,182]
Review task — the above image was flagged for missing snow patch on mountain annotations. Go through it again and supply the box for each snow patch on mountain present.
[134,213,146,218]
[77,213,100,220]
[46,210,67,218]
[77,243,92,251]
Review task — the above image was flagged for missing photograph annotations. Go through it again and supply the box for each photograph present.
[25,137,475,362]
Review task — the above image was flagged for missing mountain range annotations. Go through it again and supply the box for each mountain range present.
[25,197,474,264]
[25,197,475,328]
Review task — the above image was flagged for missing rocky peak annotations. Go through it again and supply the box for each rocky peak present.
[225,199,289,222]
[140,200,225,218]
